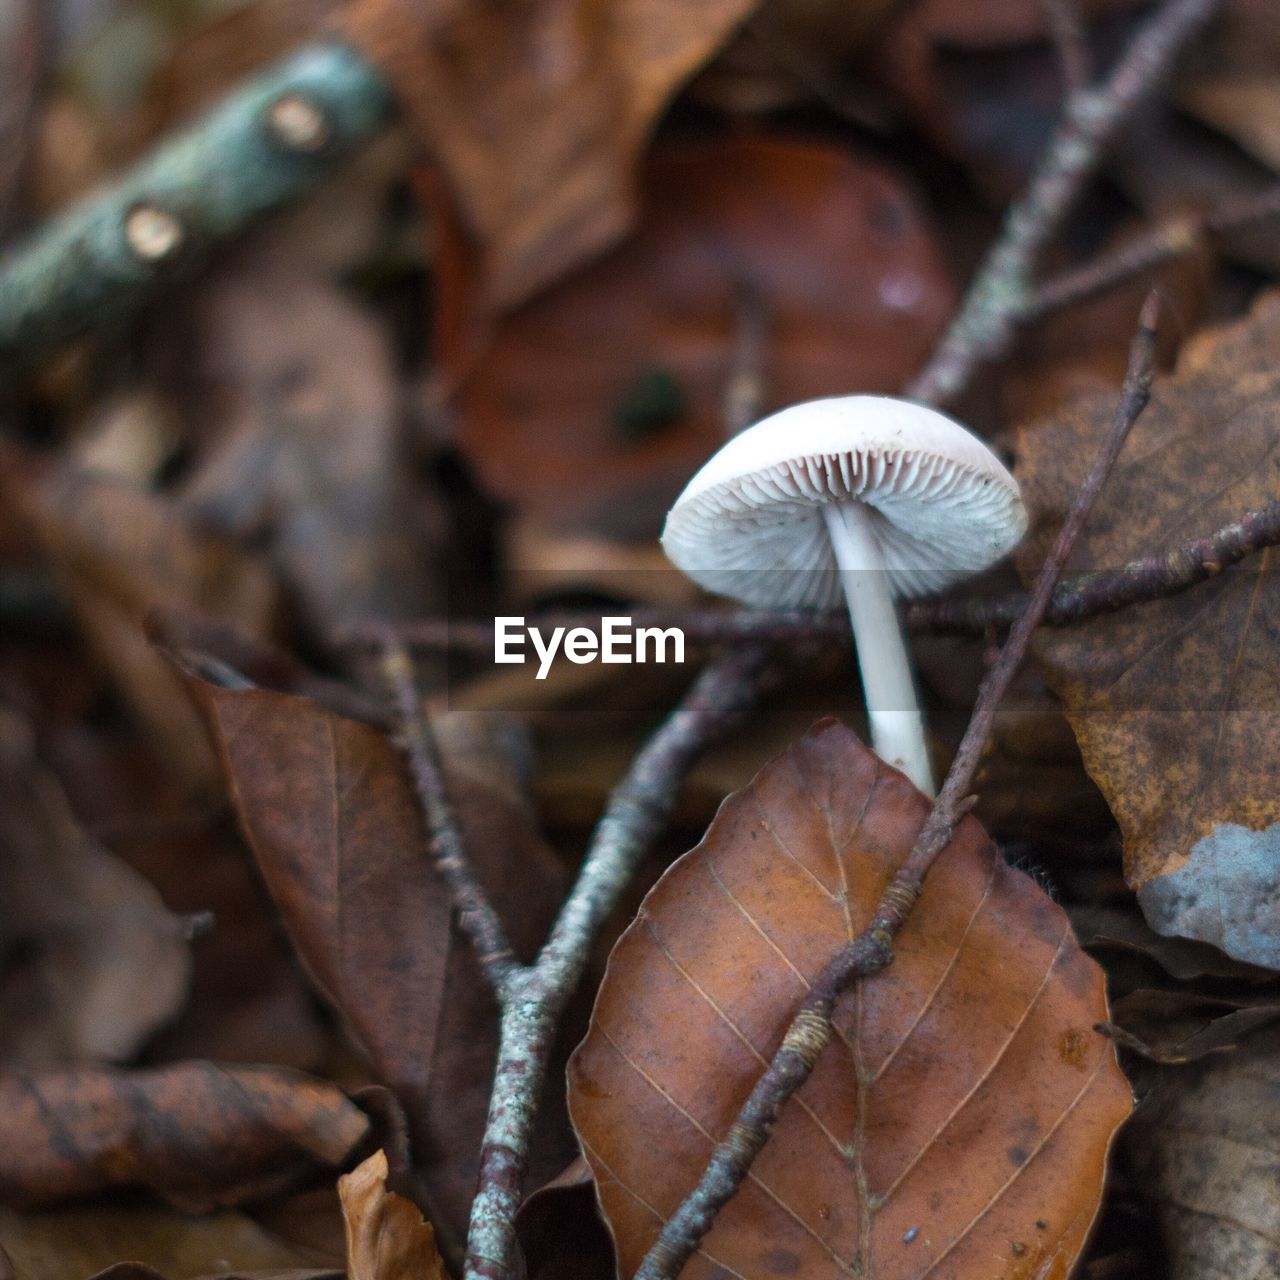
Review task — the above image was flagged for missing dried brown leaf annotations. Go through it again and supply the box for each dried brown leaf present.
[0,1204,337,1280]
[190,680,569,1245]
[0,1062,369,1213]
[0,706,191,1066]
[1127,1023,1280,1278]
[448,138,953,544]
[341,0,761,310]
[338,1150,446,1280]
[569,721,1132,1279]
[1016,290,1280,971]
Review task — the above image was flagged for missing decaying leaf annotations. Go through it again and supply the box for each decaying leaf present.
[448,138,953,544]
[0,1062,369,1213]
[0,705,191,1066]
[342,0,761,310]
[1127,1023,1280,1278]
[568,721,1131,1279]
[0,1204,338,1280]
[191,680,569,1244]
[339,1150,446,1280]
[1016,290,1280,971]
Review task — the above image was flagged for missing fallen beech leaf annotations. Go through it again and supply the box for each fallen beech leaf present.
[3,457,279,788]
[191,681,569,1244]
[449,138,953,543]
[342,0,760,310]
[1126,1023,1280,1278]
[0,706,191,1066]
[568,721,1131,1278]
[0,1062,369,1213]
[1016,290,1280,970]
[0,1204,336,1280]
[339,1150,445,1280]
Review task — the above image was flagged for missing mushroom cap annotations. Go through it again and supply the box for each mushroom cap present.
[661,395,1026,609]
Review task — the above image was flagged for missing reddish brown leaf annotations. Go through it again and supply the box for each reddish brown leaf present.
[338,1150,446,1280]
[342,0,760,310]
[569,721,1131,1279]
[448,138,954,543]
[1015,291,1280,970]
[0,1062,369,1213]
[190,681,569,1244]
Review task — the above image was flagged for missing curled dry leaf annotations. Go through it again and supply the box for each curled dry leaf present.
[1126,1023,1280,1278]
[0,1062,369,1213]
[338,1150,446,1280]
[0,705,191,1066]
[342,0,759,310]
[1016,289,1280,971]
[190,679,569,1246]
[568,721,1131,1279]
[447,138,953,545]
[1105,987,1280,1063]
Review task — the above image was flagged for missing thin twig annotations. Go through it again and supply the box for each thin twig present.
[635,298,1159,1280]
[1042,0,1091,92]
[1026,185,1280,319]
[382,638,520,993]
[352,495,1280,654]
[382,636,770,1280]
[906,0,1219,406]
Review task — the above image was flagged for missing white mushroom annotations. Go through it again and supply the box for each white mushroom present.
[661,395,1027,794]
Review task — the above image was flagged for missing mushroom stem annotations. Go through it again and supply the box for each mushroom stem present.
[823,502,936,795]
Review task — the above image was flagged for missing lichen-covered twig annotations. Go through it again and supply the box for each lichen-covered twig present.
[382,642,769,1280]
[0,44,393,381]
[906,0,1219,406]
[635,295,1160,1280]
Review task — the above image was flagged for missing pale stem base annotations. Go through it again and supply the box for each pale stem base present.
[823,502,936,795]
